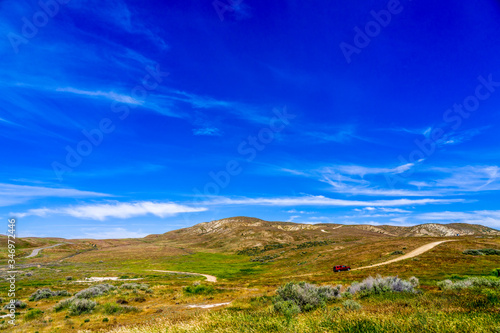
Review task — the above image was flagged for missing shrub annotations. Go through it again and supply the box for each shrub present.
[437,277,500,290]
[183,284,215,295]
[119,283,149,290]
[250,254,279,262]
[132,296,146,303]
[237,243,288,256]
[84,319,90,323]
[463,249,484,256]
[66,276,73,281]
[390,250,404,255]
[342,300,362,311]
[491,268,500,277]
[29,288,70,301]
[479,249,500,255]
[69,299,96,315]
[273,300,301,317]
[273,282,341,313]
[3,300,27,309]
[295,240,335,249]
[75,284,115,299]
[103,317,109,322]
[54,298,74,312]
[463,249,500,256]
[102,303,139,315]
[24,309,44,320]
[347,276,418,296]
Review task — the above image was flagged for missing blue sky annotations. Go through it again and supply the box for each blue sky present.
[1,0,500,238]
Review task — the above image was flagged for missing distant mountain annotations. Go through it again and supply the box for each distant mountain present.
[145,216,500,250]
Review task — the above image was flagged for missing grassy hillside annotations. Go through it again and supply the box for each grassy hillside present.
[0,217,499,332]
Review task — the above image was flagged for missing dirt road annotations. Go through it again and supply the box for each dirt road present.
[150,270,217,282]
[25,243,66,258]
[352,240,455,271]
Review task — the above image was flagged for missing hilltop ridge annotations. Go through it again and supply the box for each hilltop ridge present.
[145,216,500,250]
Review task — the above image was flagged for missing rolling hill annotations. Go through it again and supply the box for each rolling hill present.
[145,216,500,250]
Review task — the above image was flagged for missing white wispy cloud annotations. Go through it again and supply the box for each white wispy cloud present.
[399,210,500,228]
[330,163,416,177]
[193,127,223,136]
[202,195,464,207]
[13,201,207,220]
[353,207,411,213]
[410,166,500,192]
[81,227,149,239]
[0,183,109,207]
[55,87,143,105]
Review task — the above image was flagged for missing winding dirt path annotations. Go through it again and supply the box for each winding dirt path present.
[352,240,456,271]
[25,243,66,258]
[150,270,217,282]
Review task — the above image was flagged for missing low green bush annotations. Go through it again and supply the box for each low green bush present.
[24,309,44,320]
[390,250,404,255]
[183,284,215,295]
[491,268,500,277]
[463,249,500,256]
[342,300,362,311]
[102,302,139,315]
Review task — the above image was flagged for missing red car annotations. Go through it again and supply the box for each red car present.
[333,265,351,272]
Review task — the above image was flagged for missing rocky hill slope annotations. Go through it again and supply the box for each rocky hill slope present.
[145,216,500,250]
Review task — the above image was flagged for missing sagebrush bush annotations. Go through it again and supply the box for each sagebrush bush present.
[342,300,362,311]
[183,284,215,295]
[347,275,418,296]
[75,284,115,299]
[390,250,404,255]
[273,281,341,313]
[29,288,70,301]
[3,300,27,309]
[54,298,75,312]
[69,299,96,315]
[437,277,500,290]
[120,283,149,291]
